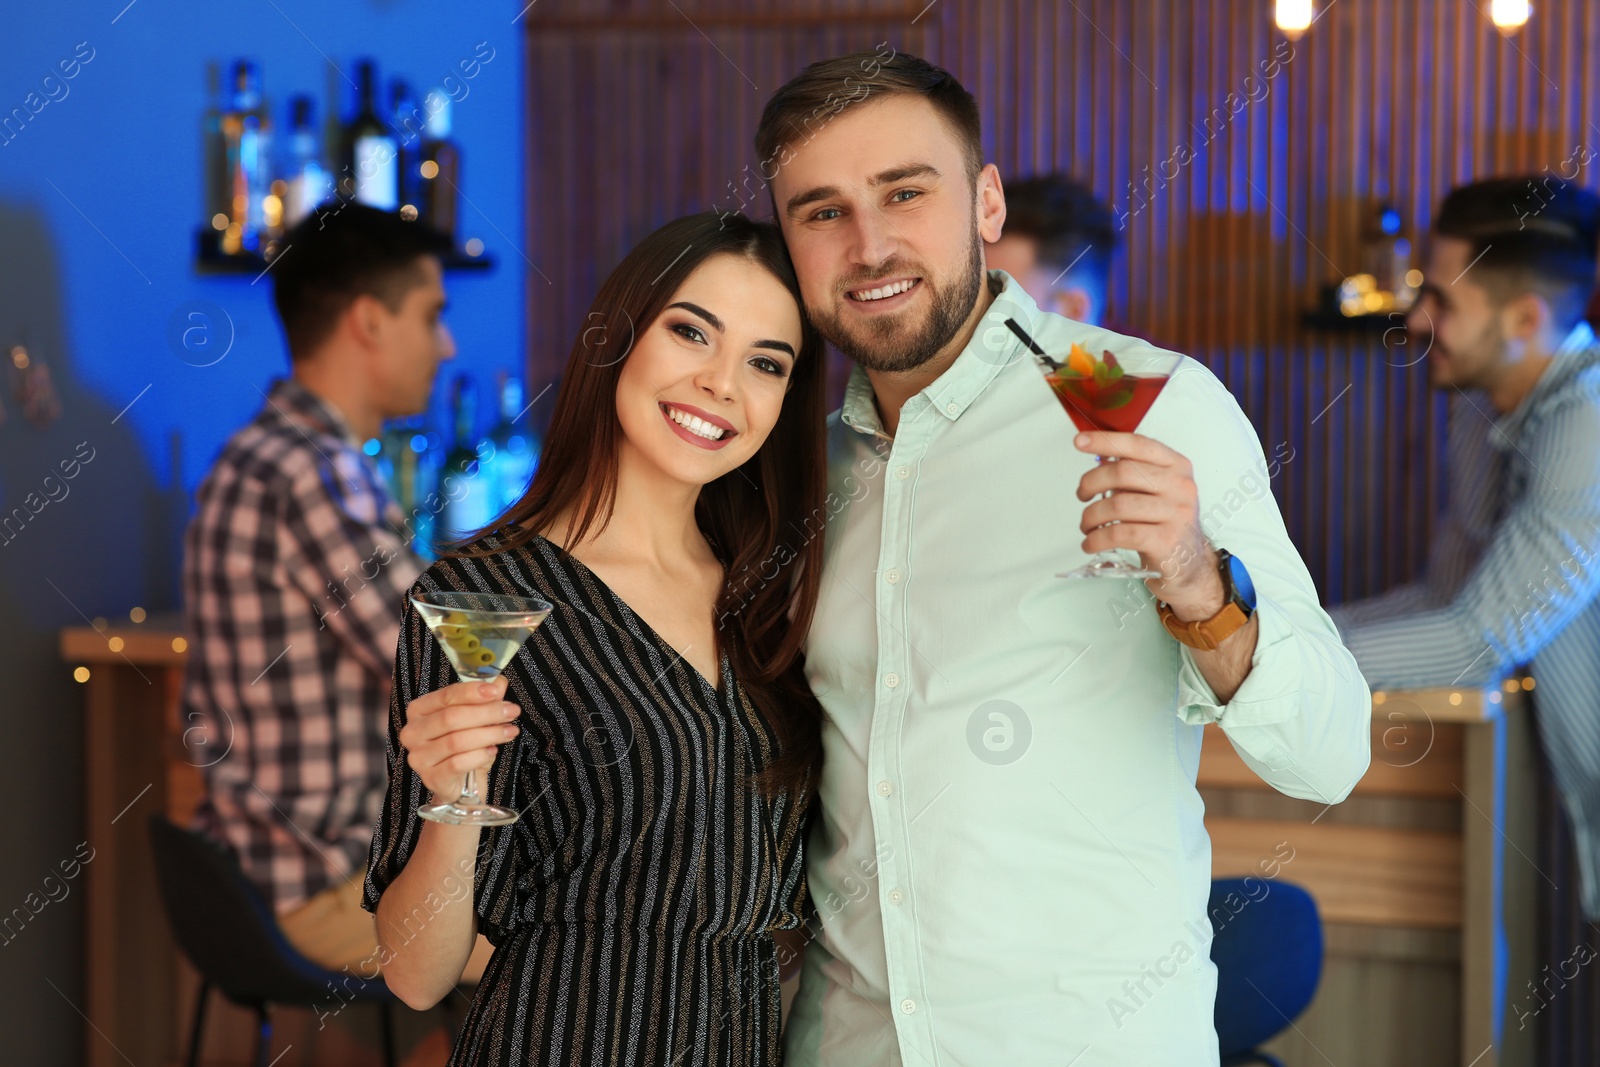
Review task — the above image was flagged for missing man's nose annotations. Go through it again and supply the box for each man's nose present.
[848,208,898,272]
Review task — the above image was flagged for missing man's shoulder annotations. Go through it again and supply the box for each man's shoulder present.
[1530,346,1600,434]
[203,409,346,497]
[1028,313,1203,372]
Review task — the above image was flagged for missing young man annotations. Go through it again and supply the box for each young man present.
[983,173,1120,326]
[182,204,466,976]
[757,52,1370,1063]
[1330,178,1600,922]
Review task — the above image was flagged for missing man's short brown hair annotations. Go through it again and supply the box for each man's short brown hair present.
[754,48,982,189]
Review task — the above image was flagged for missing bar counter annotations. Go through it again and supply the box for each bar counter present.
[64,619,1538,1066]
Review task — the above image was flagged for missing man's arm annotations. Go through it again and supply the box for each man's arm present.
[1337,390,1600,689]
[1088,363,1372,804]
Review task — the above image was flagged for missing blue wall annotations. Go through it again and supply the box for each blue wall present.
[0,2,524,1059]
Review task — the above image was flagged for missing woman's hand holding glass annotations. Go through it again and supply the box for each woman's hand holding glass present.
[399,676,522,806]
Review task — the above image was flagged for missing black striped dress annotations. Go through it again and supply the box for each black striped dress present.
[363,534,810,1066]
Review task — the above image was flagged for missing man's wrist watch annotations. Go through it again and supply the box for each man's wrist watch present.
[1157,548,1257,651]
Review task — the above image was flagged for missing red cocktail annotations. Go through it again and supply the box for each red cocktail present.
[1045,367,1169,435]
[1008,324,1180,579]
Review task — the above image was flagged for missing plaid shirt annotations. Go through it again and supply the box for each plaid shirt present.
[182,377,423,914]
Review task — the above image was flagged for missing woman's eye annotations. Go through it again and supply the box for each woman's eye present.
[750,356,787,377]
[671,323,708,345]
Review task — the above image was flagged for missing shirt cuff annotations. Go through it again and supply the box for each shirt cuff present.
[1175,590,1304,726]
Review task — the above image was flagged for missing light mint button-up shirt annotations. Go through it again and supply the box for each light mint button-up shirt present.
[784,273,1371,1066]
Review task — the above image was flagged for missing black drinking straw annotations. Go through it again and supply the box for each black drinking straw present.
[1004,317,1061,370]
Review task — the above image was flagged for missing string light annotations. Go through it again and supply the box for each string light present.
[1489,0,1532,35]
[1276,0,1313,39]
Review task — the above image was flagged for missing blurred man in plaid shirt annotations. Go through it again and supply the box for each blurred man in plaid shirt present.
[182,203,460,974]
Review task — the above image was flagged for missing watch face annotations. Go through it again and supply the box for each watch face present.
[1226,552,1257,612]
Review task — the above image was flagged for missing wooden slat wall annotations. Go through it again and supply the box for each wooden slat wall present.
[522,0,1600,606]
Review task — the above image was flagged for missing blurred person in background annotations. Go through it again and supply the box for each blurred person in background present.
[1330,177,1600,922]
[180,204,495,1005]
[984,172,1120,327]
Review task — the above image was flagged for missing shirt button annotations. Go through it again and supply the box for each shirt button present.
[885,569,901,584]
[877,780,893,796]
[888,888,904,904]
[895,465,910,479]
[945,402,959,415]
[884,673,900,688]
[901,998,917,1014]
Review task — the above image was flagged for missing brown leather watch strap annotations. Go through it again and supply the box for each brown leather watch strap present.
[1157,600,1251,651]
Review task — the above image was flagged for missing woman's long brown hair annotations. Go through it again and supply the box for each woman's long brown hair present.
[450,212,828,796]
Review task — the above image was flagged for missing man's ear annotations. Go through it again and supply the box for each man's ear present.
[977,163,1006,244]
[345,292,386,350]
[1050,287,1094,325]
[1500,290,1554,346]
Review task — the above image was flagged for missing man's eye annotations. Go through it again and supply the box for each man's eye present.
[812,207,842,222]
[891,189,920,203]
[671,323,707,344]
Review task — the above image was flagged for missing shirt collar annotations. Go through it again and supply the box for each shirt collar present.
[263,376,362,449]
[840,270,1038,439]
[1490,320,1599,449]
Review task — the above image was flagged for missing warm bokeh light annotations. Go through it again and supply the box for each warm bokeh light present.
[1490,0,1532,33]
[108,636,125,652]
[420,160,439,180]
[1448,691,1462,705]
[1522,676,1536,690]
[464,237,484,257]
[73,667,90,683]
[1276,0,1313,38]
[129,606,146,623]
[171,637,188,653]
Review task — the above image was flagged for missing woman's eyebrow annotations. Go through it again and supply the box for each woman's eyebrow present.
[753,339,796,357]
[667,301,723,332]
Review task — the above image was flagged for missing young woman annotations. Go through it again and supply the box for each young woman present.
[363,212,828,1066]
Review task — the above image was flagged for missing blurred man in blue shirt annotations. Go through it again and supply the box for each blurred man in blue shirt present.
[1330,176,1600,920]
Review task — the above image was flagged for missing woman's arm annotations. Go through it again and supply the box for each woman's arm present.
[374,676,520,1008]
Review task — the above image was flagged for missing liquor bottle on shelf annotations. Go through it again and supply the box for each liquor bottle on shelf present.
[220,59,271,255]
[341,59,398,209]
[200,61,231,239]
[389,80,425,219]
[486,373,539,512]
[437,375,497,545]
[417,89,462,245]
[281,95,332,229]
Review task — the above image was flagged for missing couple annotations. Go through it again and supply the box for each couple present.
[364,50,1371,1066]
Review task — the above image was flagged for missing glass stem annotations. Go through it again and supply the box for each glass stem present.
[457,768,481,807]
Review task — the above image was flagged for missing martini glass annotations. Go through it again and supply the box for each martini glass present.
[410,590,553,826]
[1004,318,1180,580]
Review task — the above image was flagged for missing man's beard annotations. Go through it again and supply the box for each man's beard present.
[1427,320,1503,390]
[807,222,985,374]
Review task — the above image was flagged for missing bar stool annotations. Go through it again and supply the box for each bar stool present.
[147,814,398,1067]
[1210,877,1323,1067]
